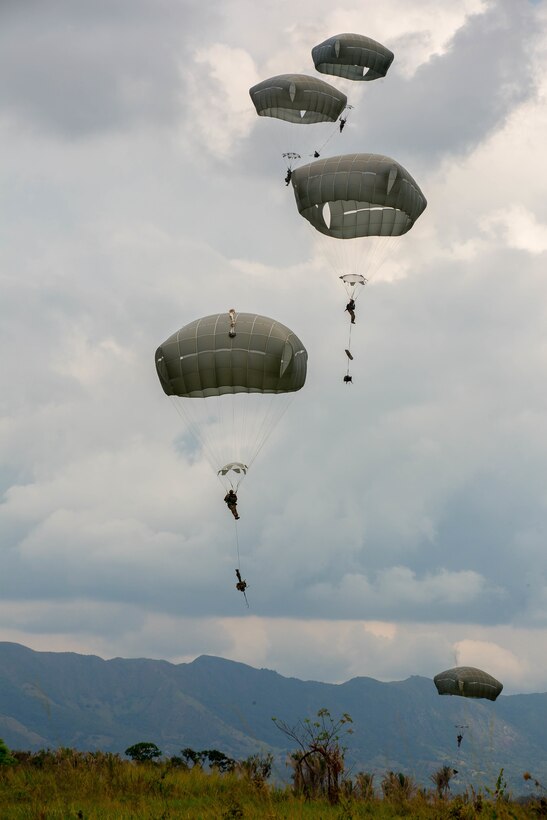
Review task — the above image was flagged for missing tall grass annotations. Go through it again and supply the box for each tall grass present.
[0,750,544,818]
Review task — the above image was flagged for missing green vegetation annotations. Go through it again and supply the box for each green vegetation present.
[273,707,353,804]
[0,746,544,818]
[1,720,546,818]
[0,737,16,766]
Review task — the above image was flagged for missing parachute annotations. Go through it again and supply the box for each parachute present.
[155,311,308,491]
[433,667,503,702]
[249,73,347,124]
[291,152,427,283]
[292,152,427,240]
[249,74,348,170]
[291,153,425,378]
[312,33,394,82]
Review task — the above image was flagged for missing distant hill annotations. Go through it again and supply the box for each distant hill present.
[0,642,546,792]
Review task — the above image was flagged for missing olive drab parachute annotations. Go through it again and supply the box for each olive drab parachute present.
[249,74,348,169]
[155,311,308,490]
[291,152,427,283]
[156,312,307,396]
[312,33,394,82]
[249,74,347,124]
[291,154,426,378]
[291,153,427,239]
[434,667,503,702]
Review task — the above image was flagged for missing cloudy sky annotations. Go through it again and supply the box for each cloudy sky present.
[1,0,547,695]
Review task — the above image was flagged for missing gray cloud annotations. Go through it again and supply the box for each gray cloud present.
[0,0,205,136]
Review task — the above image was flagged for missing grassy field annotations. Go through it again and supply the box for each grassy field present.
[0,750,546,819]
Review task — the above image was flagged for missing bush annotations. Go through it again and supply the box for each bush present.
[0,738,15,766]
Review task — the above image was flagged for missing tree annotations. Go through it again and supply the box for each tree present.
[273,708,353,804]
[180,748,236,772]
[124,742,162,763]
[205,749,237,773]
[180,747,205,768]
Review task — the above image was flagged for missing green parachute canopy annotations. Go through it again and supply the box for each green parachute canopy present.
[291,153,426,283]
[312,33,394,81]
[156,312,307,398]
[433,667,503,702]
[291,153,427,239]
[249,73,347,124]
[155,311,308,489]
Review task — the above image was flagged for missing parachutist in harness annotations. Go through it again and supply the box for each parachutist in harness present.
[343,374,353,384]
[339,117,347,132]
[313,150,320,158]
[224,489,240,520]
[282,152,300,186]
[235,569,249,607]
[457,733,463,749]
[345,298,356,324]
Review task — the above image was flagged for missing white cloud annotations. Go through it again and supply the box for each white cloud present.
[324,0,490,76]
[453,638,524,686]
[183,44,260,158]
[481,205,547,254]
[303,567,496,620]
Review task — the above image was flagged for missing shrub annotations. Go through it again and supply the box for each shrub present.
[0,738,15,766]
[381,770,417,801]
